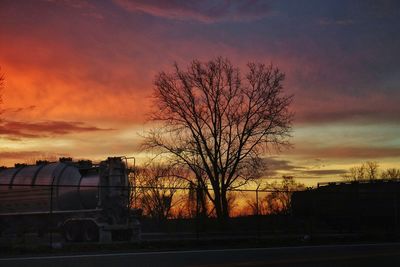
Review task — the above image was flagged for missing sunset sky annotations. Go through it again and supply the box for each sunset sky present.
[1,0,399,186]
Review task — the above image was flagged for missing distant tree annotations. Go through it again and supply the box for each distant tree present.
[246,196,269,216]
[342,161,400,181]
[244,176,305,216]
[245,179,269,215]
[342,161,379,181]
[143,57,293,221]
[365,161,379,180]
[186,181,209,218]
[264,176,305,215]
[135,163,187,221]
[381,168,400,179]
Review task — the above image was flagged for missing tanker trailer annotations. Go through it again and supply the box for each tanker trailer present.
[0,157,140,242]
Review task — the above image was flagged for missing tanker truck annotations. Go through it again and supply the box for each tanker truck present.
[0,157,140,242]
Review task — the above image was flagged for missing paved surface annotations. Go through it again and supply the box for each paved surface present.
[1,243,400,267]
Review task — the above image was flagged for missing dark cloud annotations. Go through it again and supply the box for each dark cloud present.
[114,0,271,23]
[2,105,37,115]
[0,120,113,139]
[261,158,347,178]
[262,157,306,177]
[318,18,355,26]
[292,90,400,125]
[293,147,400,159]
[300,169,347,176]
[296,110,400,125]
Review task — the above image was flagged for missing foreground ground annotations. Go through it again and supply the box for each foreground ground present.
[1,242,400,267]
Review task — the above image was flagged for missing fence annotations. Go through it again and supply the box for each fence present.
[1,181,400,249]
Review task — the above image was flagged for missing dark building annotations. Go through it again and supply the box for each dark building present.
[291,179,400,232]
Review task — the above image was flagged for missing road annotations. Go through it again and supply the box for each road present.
[1,243,400,267]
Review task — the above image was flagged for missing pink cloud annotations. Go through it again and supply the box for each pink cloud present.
[292,91,400,124]
[114,0,271,23]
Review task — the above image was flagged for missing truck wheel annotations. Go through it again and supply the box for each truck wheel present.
[63,221,82,242]
[83,221,99,242]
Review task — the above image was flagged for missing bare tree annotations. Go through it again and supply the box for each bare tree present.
[264,176,305,215]
[246,195,269,215]
[144,57,293,220]
[245,179,269,216]
[342,161,379,181]
[365,161,379,180]
[135,163,187,221]
[381,168,400,179]
[187,181,209,218]
[343,166,366,181]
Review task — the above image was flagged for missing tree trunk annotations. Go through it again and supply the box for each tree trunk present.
[211,187,230,230]
[221,192,229,219]
[196,186,208,218]
[213,189,223,220]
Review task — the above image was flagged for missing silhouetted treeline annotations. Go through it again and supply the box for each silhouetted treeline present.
[342,161,400,181]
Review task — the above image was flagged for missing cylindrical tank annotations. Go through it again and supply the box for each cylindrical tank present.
[0,157,140,243]
[0,158,128,215]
